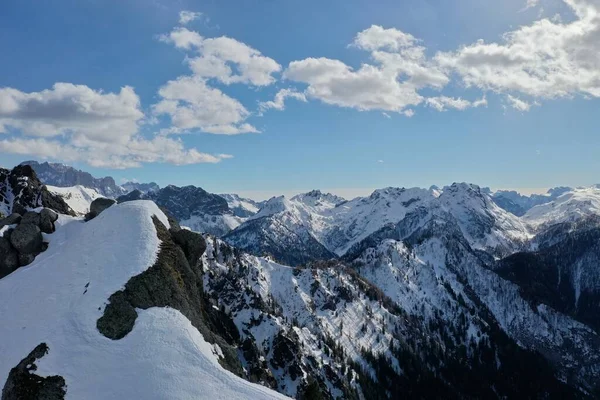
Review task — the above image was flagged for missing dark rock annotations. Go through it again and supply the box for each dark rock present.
[18,253,36,267]
[9,223,43,254]
[21,211,41,226]
[160,207,181,232]
[171,228,206,267]
[11,204,27,217]
[116,190,143,203]
[86,198,116,220]
[41,208,58,222]
[39,209,58,234]
[96,291,138,340]
[0,213,21,228]
[39,190,74,216]
[1,343,66,400]
[0,237,19,279]
[2,228,14,241]
[0,165,75,217]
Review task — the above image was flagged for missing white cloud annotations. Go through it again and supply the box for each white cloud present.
[522,0,540,10]
[425,95,487,111]
[179,11,202,25]
[258,89,307,114]
[153,75,258,134]
[160,28,281,86]
[436,0,600,99]
[353,24,417,51]
[283,26,449,115]
[0,83,143,143]
[158,27,203,50]
[0,84,232,168]
[506,94,535,111]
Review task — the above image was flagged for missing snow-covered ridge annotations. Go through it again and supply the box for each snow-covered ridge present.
[523,187,600,228]
[0,201,287,399]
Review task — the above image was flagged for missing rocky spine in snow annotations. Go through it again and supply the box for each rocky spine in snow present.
[96,206,243,376]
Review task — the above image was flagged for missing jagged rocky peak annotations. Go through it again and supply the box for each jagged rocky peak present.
[21,160,126,198]
[147,184,230,220]
[0,165,74,217]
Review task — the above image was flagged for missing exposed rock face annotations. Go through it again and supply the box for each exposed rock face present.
[9,224,43,255]
[0,165,74,217]
[1,343,66,400]
[39,209,58,234]
[0,207,57,279]
[0,214,21,229]
[86,198,116,220]
[0,238,19,278]
[97,217,243,376]
[118,186,240,237]
[20,212,40,226]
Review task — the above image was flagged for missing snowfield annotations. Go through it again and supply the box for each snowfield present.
[0,201,288,399]
[47,185,104,215]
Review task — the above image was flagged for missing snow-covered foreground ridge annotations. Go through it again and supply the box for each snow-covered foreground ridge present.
[0,201,288,399]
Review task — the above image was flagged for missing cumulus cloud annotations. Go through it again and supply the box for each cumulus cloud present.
[0,83,142,142]
[258,89,307,114]
[179,11,202,25]
[506,94,536,111]
[158,27,203,50]
[159,28,281,86]
[153,75,258,134]
[0,84,231,168]
[283,25,449,115]
[425,95,487,111]
[435,0,600,99]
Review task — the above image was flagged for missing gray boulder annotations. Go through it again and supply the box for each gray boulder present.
[0,213,22,229]
[86,198,116,220]
[10,223,43,255]
[0,237,19,278]
[18,253,36,267]
[40,208,58,234]
[21,211,41,226]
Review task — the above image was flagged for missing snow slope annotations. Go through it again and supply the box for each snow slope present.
[523,187,600,228]
[0,200,288,399]
[47,185,103,215]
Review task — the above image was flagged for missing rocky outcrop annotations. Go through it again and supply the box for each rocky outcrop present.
[0,165,74,217]
[10,223,43,255]
[0,238,19,278]
[0,208,55,278]
[96,217,243,376]
[1,343,66,400]
[85,198,116,220]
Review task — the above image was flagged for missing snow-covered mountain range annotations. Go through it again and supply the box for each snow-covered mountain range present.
[2,162,600,398]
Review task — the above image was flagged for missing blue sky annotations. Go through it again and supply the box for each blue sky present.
[0,0,599,199]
